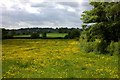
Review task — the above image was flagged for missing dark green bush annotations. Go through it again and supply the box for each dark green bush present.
[79,36,108,54]
[75,37,79,41]
[79,36,120,55]
[84,42,95,53]
[42,32,47,38]
[64,35,69,39]
[65,29,80,39]
[79,37,94,53]
[30,32,39,38]
[94,40,108,54]
[69,29,80,39]
[107,40,120,56]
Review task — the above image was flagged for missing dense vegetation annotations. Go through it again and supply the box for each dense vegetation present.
[65,29,81,39]
[80,2,120,55]
[2,29,13,39]
[30,32,39,39]
[42,32,47,38]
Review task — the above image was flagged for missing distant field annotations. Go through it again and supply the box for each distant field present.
[2,39,118,78]
[13,35,31,37]
[47,33,68,37]
[13,33,68,38]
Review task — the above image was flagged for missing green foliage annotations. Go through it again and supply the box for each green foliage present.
[79,39,107,54]
[57,28,69,33]
[42,32,47,38]
[84,42,95,53]
[79,35,94,53]
[79,2,120,55]
[2,34,13,39]
[80,30,119,55]
[79,31,108,54]
[66,29,80,39]
[94,39,108,54]
[81,24,87,30]
[81,2,120,42]
[30,32,39,38]
[64,35,69,39]
[107,40,120,56]
[2,29,13,39]
[11,30,16,36]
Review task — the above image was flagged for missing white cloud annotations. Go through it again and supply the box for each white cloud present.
[67,7,76,12]
[55,4,65,9]
[0,0,40,14]
[44,0,89,2]
[30,0,44,3]
[24,3,40,14]
[0,0,92,29]
[0,0,15,11]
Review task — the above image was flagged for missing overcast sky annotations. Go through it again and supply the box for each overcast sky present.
[0,0,93,29]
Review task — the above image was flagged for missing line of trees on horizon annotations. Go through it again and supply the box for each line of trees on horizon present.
[2,27,82,39]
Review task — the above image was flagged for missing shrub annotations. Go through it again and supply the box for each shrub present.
[84,42,95,53]
[75,37,79,41]
[79,37,108,54]
[107,40,120,56]
[69,29,80,39]
[80,38,120,55]
[64,35,69,39]
[30,32,39,38]
[79,38,94,53]
[79,38,86,50]
[94,39,108,54]
[65,29,81,39]
[42,32,47,38]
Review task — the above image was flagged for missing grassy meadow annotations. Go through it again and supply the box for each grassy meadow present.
[13,35,31,37]
[47,33,68,37]
[13,33,68,38]
[2,39,118,78]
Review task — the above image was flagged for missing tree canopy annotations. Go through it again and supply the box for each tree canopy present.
[81,2,120,42]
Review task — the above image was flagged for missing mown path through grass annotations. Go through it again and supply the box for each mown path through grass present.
[2,39,118,78]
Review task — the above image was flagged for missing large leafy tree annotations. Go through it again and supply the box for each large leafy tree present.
[81,2,120,42]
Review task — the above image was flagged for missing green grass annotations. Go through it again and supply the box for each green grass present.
[47,33,68,37]
[13,35,31,37]
[13,33,68,38]
[13,34,42,37]
[2,39,118,78]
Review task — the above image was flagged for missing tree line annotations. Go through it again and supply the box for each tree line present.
[2,27,82,39]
